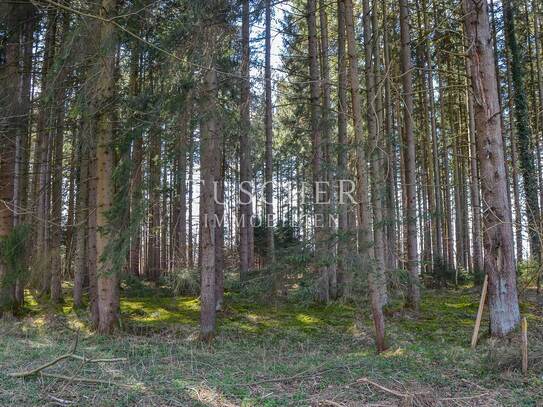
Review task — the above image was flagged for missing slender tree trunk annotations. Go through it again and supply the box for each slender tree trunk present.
[188,131,194,269]
[464,56,484,277]
[128,24,143,277]
[175,93,191,269]
[65,140,77,280]
[264,0,275,265]
[336,0,351,297]
[319,0,336,299]
[463,0,521,336]
[50,9,71,303]
[364,0,388,305]
[344,0,386,352]
[74,138,89,309]
[239,0,254,278]
[382,2,398,275]
[35,8,57,297]
[399,0,420,309]
[215,145,225,311]
[87,119,100,327]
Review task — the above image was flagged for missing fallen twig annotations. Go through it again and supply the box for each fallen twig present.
[48,395,74,405]
[8,333,128,387]
[8,353,127,378]
[358,377,423,407]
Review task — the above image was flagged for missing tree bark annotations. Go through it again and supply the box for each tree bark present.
[344,0,386,352]
[264,0,275,266]
[239,0,254,279]
[463,0,521,337]
[94,0,120,334]
[307,0,329,302]
[399,0,420,310]
[199,64,219,340]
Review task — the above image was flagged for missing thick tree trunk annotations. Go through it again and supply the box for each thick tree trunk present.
[1,2,35,312]
[0,2,32,314]
[307,0,328,302]
[463,0,521,337]
[94,0,120,334]
[199,65,219,340]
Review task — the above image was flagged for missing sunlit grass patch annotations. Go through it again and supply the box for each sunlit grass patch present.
[2,288,542,406]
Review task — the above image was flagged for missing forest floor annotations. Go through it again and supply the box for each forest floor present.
[1,287,542,406]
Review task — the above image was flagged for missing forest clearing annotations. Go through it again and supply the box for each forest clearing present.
[2,0,543,405]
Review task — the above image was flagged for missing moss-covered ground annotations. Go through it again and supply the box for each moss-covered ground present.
[1,288,542,406]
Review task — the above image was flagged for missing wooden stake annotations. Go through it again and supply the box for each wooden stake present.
[471,274,488,348]
[521,317,528,374]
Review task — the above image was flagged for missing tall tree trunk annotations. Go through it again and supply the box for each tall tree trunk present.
[215,145,225,311]
[399,0,420,310]
[463,0,521,337]
[464,56,484,277]
[319,0,336,299]
[344,0,386,352]
[175,93,191,269]
[188,130,194,269]
[336,0,351,297]
[50,9,71,304]
[503,0,541,263]
[64,139,77,280]
[363,0,388,305]
[383,1,398,275]
[264,0,275,265]
[94,0,120,334]
[35,8,57,297]
[0,1,34,314]
[128,21,143,277]
[239,0,254,278]
[148,125,161,283]
[74,138,89,309]
[307,0,328,302]
[199,64,219,340]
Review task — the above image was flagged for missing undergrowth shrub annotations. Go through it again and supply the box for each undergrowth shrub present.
[0,224,30,309]
[162,267,200,296]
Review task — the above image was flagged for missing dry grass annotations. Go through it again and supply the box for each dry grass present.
[0,288,542,406]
